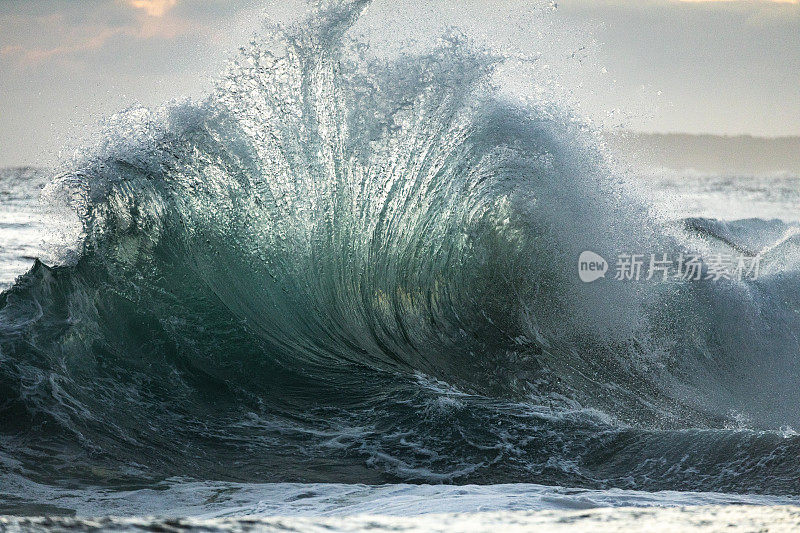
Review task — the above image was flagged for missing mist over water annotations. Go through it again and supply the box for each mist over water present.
[2,0,800,518]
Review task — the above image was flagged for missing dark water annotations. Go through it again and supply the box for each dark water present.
[2,0,800,518]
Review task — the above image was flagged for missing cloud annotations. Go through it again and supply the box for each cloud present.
[1,27,118,64]
[0,3,201,67]
[128,0,179,17]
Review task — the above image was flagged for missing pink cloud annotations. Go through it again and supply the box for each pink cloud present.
[1,27,119,64]
[128,0,179,18]
[1,7,201,67]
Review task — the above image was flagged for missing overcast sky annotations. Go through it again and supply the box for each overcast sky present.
[0,0,798,167]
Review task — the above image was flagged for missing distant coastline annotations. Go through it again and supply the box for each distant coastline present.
[3,133,799,176]
[610,132,800,175]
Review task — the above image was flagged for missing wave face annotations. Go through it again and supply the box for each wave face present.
[3,0,800,499]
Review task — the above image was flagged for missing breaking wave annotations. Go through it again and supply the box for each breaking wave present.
[3,0,800,499]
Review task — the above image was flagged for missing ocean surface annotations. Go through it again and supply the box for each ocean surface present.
[2,1,800,530]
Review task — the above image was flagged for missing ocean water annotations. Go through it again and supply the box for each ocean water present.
[2,1,800,530]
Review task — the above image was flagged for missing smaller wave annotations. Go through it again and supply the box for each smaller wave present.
[1,478,797,518]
